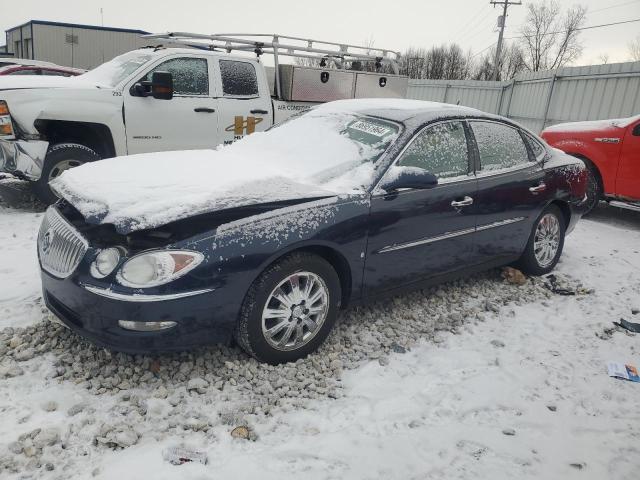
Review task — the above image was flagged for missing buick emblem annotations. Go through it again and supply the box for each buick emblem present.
[41,229,54,254]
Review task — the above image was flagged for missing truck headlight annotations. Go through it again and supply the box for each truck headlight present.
[117,250,203,288]
[0,101,14,138]
[90,248,122,278]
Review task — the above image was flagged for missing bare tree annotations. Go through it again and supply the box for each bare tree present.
[473,43,526,81]
[597,53,610,65]
[398,44,472,80]
[519,0,587,72]
[629,35,640,62]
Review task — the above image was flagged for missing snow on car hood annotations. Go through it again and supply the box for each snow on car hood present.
[52,108,398,233]
[0,75,103,91]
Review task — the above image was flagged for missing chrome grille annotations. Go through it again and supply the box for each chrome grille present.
[38,207,88,278]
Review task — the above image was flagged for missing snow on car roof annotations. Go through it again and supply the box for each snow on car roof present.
[544,115,640,132]
[315,98,484,123]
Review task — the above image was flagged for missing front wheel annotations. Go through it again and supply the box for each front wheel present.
[33,143,100,205]
[236,252,341,364]
[517,205,566,276]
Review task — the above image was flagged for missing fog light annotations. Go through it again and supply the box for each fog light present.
[118,320,177,332]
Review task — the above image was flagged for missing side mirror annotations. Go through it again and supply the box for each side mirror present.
[633,123,640,137]
[131,71,173,100]
[380,166,438,192]
[150,71,173,100]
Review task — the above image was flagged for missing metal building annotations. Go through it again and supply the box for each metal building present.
[4,20,152,70]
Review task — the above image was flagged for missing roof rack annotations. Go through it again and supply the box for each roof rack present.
[143,32,402,99]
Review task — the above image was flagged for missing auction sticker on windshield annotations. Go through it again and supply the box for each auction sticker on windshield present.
[348,120,394,138]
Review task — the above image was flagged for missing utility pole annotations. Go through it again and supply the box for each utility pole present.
[490,0,521,81]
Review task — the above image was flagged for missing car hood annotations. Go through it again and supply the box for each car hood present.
[51,149,346,234]
[0,75,106,91]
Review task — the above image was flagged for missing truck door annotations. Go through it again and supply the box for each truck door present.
[214,59,273,145]
[124,55,219,154]
[616,120,640,199]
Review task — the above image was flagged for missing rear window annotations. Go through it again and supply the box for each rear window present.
[220,60,259,97]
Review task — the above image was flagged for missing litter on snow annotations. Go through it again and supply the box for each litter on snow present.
[607,362,640,382]
[162,446,208,466]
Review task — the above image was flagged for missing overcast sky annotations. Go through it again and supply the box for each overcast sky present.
[2,0,639,65]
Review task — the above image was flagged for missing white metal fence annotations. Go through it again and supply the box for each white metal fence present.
[406,61,640,133]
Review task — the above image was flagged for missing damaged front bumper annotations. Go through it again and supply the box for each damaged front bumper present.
[0,138,48,181]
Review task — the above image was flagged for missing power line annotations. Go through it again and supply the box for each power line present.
[505,17,640,40]
[452,2,492,39]
[471,42,497,58]
[590,0,640,14]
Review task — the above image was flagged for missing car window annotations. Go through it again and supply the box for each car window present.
[397,121,470,179]
[143,57,209,96]
[523,131,547,160]
[7,68,40,76]
[471,121,531,172]
[219,60,259,97]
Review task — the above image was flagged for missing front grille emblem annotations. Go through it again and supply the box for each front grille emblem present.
[41,229,54,254]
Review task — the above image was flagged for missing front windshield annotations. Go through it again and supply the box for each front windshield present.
[225,107,401,193]
[79,51,154,87]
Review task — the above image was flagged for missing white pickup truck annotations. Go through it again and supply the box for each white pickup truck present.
[0,33,406,203]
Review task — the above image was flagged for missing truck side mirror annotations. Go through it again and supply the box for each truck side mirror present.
[633,123,640,137]
[131,71,174,100]
[150,71,173,100]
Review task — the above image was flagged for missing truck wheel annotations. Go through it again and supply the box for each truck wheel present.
[236,252,341,364]
[517,205,566,276]
[33,143,100,205]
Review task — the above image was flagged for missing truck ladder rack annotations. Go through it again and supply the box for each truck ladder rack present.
[143,32,402,98]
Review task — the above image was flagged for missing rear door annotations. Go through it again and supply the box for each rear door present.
[364,120,478,296]
[124,55,219,154]
[469,120,548,262]
[615,120,640,199]
[213,59,273,145]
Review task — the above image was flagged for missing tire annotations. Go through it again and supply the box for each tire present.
[236,252,341,364]
[579,158,602,215]
[517,204,566,276]
[33,143,100,205]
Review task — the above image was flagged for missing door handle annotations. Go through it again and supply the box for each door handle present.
[250,109,268,114]
[529,183,546,194]
[451,196,474,207]
[194,107,216,113]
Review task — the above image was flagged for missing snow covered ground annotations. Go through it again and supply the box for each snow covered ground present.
[1,179,639,479]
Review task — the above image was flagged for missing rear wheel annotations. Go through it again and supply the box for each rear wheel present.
[33,143,100,205]
[236,252,341,364]
[517,205,566,276]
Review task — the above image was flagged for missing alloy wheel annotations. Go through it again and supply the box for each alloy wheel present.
[261,271,330,351]
[533,213,561,268]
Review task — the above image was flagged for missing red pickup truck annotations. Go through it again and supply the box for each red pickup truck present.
[541,115,640,214]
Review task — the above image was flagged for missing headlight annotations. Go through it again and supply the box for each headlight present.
[117,250,204,288]
[90,248,121,279]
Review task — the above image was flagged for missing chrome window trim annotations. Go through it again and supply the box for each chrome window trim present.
[373,119,475,194]
[81,284,215,302]
[377,216,526,254]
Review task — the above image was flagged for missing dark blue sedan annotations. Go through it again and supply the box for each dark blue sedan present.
[38,100,588,364]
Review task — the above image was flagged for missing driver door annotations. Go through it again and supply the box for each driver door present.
[124,55,219,154]
[364,120,478,296]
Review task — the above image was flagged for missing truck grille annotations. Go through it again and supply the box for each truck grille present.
[38,207,88,278]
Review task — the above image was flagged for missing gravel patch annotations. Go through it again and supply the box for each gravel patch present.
[0,270,587,475]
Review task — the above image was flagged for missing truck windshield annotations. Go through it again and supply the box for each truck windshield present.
[79,51,154,87]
